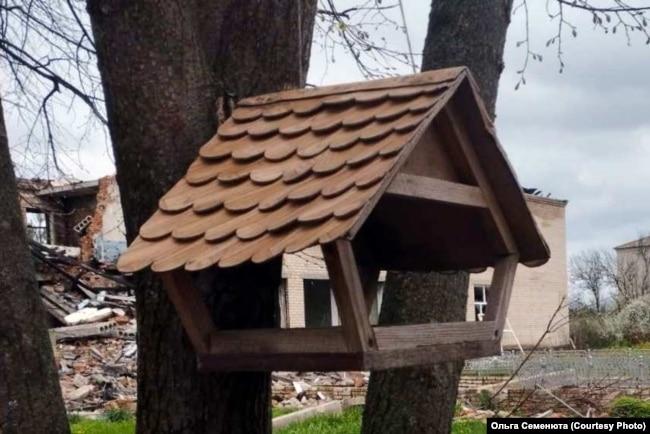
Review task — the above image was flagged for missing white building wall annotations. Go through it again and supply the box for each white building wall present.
[282,195,570,349]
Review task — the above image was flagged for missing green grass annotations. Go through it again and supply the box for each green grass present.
[453,420,487,434]
[274,406,485,434]
[70,418,135,434]
[68,408,486,434]
[276,406,363,434]
[273,407,300,418]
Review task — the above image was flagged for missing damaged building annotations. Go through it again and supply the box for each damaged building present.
[18,176,126,262]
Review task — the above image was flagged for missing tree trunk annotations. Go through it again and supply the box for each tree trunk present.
[362,2,513,433]
[0,97,70,434]
[422,0,514,118]
[85,1,316,433]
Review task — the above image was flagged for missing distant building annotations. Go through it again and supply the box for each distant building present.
[614,236,650,301]
[281,194,570,349]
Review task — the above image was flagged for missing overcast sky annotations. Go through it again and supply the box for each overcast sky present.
[5,1,650,257]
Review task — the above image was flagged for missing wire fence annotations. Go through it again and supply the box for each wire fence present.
[464,349,650,389]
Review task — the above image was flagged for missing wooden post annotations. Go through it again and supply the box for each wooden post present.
[441,104,518,255]
[485,254,519,339]
[161,270,217,352]
[322,240,377,352]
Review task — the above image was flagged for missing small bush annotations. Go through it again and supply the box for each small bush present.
[570,314,617,349]
[612,297,650,344]
[610,397,650,418]
[477,390,495,411]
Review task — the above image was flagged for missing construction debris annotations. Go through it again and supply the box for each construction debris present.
[272,372,368,408]
[57,337,137,412]
[26,240,137,411]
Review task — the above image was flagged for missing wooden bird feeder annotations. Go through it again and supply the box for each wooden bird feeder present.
[117,67,549,371]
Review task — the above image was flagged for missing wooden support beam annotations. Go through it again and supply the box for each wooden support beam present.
[387,173,487,208]
[209,327,348,354]
[374,321,497,350]
[322,240,377,352]
[198,336,501,372]
[161,271,217,353]
[198,352,364,372]
[485,254,519,338]
[365,339,500,371]
[441,104,518,254]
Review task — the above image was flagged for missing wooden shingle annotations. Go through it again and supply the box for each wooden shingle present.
[118,67,549,274]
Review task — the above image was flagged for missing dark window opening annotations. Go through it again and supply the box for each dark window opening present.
[304,279,332,328]
[25,210,50,244]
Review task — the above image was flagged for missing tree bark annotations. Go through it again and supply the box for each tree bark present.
[362,2,513,433]
[85,1,316,433]
[0,97,70,434]
[422,0,514,118]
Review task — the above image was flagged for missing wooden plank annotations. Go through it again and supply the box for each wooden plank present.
[365,339,500,371]
[198,352,364,372]
[441,104,518,254]
[197,339,501,372]
[209,327,348,354]
[485,254,519,337]
[322,240,376,351]
[41,298,69,324]
[374,321,497,350]
[387,173,487,208]
[161,271,216,352]
[198,340,500,372]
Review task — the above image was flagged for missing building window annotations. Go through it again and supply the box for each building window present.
[304,279,332,328]
[303,278,384,327]
[25,210,50,244]
[474,284,489,321]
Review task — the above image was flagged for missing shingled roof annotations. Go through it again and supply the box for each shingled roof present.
[117,67,548,273]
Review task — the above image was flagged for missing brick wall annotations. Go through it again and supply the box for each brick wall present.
[467,196,569,348]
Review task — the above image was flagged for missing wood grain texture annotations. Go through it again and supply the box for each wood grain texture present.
[322,240,376,352]
[161,271,217,352]
[387,173,487,208]
[484,254,519,336]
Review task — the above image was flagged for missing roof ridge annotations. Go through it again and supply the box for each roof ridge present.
[615,235,650,250]
[239,67,467,107]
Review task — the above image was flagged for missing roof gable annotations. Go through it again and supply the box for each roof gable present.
[117,67,549,273]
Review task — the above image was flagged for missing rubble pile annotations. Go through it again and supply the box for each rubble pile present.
[57,338,137,412]
[30,241,137,412]
[272,371,368,408]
